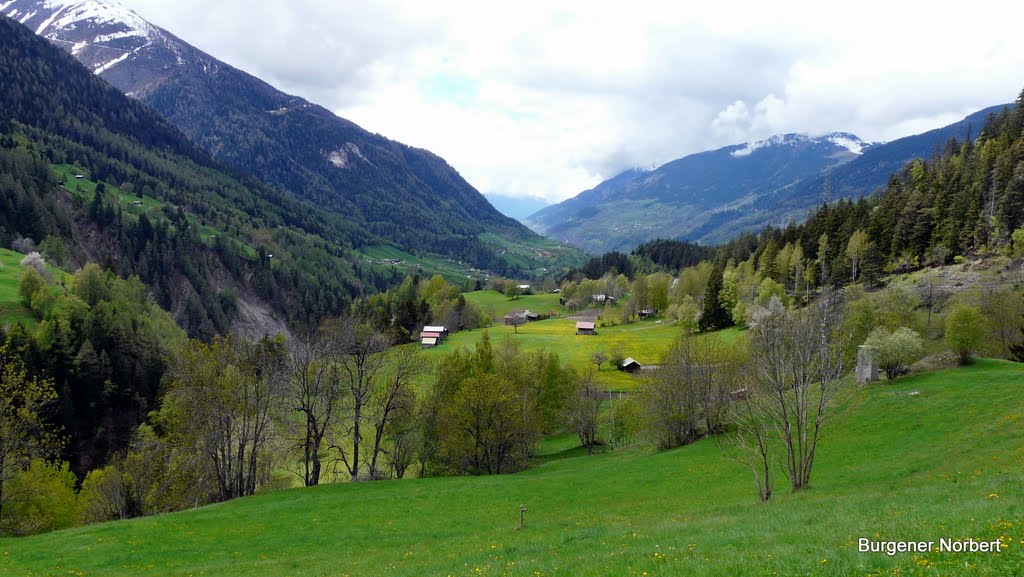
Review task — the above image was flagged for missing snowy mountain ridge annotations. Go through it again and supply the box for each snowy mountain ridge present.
[1,0,214,95]
[731,132,878,158]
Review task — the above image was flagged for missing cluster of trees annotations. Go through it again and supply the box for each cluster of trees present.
[11,259,182,477]
[0,312,617,534]
[352,274,490,342]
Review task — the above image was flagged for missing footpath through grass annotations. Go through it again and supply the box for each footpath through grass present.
[2,359,1021,576]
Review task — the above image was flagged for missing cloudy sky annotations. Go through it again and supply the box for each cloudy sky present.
[121,0,1024,205]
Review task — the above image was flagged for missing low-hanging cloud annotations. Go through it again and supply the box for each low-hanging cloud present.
[122,0,1024,204]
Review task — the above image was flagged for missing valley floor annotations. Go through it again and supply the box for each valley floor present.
[1,360,1022,576]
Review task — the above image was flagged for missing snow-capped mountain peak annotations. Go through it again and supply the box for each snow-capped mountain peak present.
[730,132,876,158]
[1,0,207,94]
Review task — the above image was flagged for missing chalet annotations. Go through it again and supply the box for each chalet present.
[592,294,616,305]
[516,284,531,292]
[423,325,448,337]
[638,308,657,319]
[74,174,85,179]
[420,337,438,349]
[620,357,642,373]
[553,288,561,294]
[575,321,596,335]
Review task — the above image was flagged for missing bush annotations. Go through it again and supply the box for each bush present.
[1,460,80,536]
[79,465,128,524]
[945,304,986,364]
[864,326,924,379]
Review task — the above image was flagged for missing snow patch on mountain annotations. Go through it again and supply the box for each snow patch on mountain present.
[731,134,807,158]
[826,133,868,154]
[731,132,873,158]
[39,0,154,37]
[93,50,128,73]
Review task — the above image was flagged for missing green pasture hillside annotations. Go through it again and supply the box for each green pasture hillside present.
[4,361,1019,577]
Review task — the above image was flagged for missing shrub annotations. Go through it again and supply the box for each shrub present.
[945,304,986,364]
[1,460,80,536]
[864,326,924,379]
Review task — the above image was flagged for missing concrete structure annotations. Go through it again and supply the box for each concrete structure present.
[856,345,878,384]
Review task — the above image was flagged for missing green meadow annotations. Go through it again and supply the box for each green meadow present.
[1,359,1021,576]
[465,290,565,320]
[0,248,71,328]
[436,292,742,390]
[0,248,35,327]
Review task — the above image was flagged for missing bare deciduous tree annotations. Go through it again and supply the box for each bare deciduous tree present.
[286,323,345,487]
[367,346,426,479]
[639,333,732,450]
[727,391,776,503]
[331,318,390,481]
[747,292,849,492]
[166,336,287,501]
[566,371,602,453]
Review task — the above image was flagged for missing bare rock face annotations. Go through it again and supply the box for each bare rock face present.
[230,289,292,342]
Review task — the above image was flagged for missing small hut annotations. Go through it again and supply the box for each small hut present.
[620,357,642,373]
[575,321,596,335]
[420,337,438,349]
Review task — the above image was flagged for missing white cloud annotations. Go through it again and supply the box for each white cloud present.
[120,0,1024,204]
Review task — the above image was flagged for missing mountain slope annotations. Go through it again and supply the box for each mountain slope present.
[531,106,1006,252]
[527,133,875,253]
[0,12,402,336]
[4,0,583,274]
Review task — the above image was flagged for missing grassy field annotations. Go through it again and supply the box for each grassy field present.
[0,248,35,327]
[465,290,564,320]
[1,359,1021,576]
[428,304,742,391]
[0,248,71,328]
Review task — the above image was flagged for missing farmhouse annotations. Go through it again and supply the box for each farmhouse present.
[620,357,642,373]
[592,294,616,305]
[575,321,596,335]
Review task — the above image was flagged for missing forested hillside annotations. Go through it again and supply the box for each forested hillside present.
[1,0,584,278]
[0,14,403,335]
[725,94,1024,289]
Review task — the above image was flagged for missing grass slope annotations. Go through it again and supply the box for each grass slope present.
[429,303,741,391]
[0,248,70,328]
[0,249,35,327]
[5,361,1020,577]
[464,290,564,320]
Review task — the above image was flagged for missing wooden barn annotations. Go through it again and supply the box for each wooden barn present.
[575,321,596,335]
[620,357,642,373]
